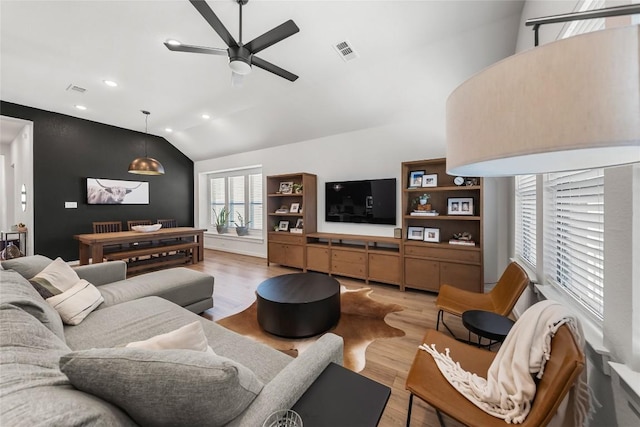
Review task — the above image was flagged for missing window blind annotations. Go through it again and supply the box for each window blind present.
[210,177,226,225]
[228,175,245,226]
[249,173,263,230]
[515,175,537,269]
[543,169,604,319]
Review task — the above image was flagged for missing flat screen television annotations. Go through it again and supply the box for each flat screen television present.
[325,178,396,225]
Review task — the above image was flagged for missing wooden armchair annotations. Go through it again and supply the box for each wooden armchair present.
[405,325,585,426]
[92,221,122,233]
[436,261,529,335]
[91,221,123,257]
[157,219,177,228]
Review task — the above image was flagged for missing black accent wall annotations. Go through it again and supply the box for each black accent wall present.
[1,101,194,261]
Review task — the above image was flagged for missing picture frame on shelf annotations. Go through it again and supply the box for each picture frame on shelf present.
[421,174,438,187]
[448,197,474,215]
[278,181,293,194]
[408,171,425,188]
[423,227,440,243]
[295,218,304,229]
[278,220,290,231]
[407,226,424,240]
[290,202,300,213]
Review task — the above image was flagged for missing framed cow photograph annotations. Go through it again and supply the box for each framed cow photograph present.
[86,178,149,205]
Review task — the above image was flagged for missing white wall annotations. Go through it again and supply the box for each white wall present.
[194,118,503,284]
[0,118,34,256]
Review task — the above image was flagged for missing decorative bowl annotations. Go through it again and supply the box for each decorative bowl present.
[131,224,162,233]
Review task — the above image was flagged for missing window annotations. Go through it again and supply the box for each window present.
[543,169,604,319]
[515,175,537,269]
[559,0,605,39]
[207,166,263,233]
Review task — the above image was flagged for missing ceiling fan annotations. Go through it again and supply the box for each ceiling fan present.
[165,0,299,85]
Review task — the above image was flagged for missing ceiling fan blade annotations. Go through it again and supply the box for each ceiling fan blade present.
[189,0,237,47]
[245,20,299,54]
[164,42,228,56]
[251,56,298,82]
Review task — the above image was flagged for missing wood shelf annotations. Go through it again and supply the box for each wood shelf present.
[266,173,317,269]
[404,215,481,221]
[402,158,483,293]
[305,232,403,288]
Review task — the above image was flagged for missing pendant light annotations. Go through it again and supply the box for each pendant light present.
[128,110,165,175]
[446,5,640,177]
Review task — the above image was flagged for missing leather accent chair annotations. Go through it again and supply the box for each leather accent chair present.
[436,261,530,335]
[405,325,585,426]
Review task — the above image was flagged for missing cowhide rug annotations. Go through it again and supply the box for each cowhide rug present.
[217,286,405,372]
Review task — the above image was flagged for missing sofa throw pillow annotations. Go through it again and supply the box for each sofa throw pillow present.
[125,321,214,354]
[59,347,264,426]
[46,280,104,325]
[29,257,80,296]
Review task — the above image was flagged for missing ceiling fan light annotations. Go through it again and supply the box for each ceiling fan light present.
[166,39,181,46]
[229,59,251,75]
[128,157,165,175]
[231,71,244,88]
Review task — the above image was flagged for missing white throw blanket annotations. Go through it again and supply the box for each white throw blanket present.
[420,300,591,425]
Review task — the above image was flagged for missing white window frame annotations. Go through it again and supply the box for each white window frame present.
[206,166,263,235]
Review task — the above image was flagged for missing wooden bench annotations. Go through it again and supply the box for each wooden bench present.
[104,241,199,274]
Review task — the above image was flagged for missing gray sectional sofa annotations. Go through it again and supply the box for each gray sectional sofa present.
[0,255,344,426]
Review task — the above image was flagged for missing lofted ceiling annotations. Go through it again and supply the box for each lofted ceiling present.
[1,0,525,161]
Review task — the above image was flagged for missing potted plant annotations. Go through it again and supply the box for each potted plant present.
[213,207,229,234]
[234,213,251,236]
[292,183,303,194]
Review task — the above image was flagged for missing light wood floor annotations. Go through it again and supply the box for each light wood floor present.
[189,249,468,427]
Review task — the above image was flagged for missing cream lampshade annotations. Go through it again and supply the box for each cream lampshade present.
[446,25,640,177]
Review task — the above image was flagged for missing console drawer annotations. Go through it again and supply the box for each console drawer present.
[404,245,480,264]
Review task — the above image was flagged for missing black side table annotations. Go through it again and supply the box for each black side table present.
[292,363,391,427]
[462,310,515,349]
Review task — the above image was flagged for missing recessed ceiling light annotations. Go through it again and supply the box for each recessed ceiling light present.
[103,80,118,87]
[166,39,181,46]
[201,114,210,119]
[75,105,87,110]
[165,128,173,133]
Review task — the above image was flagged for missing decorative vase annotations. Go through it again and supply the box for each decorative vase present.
[0,242,22,260]
[236,227,249,236]
[216,225,227,234]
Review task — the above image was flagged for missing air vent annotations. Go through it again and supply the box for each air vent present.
[66,84,87,93]
[333,40,359,62]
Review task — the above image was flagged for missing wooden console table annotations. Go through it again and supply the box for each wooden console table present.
[74,227,205,266]
[305,232,403,288]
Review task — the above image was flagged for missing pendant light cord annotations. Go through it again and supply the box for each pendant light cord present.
[142,110,150,157]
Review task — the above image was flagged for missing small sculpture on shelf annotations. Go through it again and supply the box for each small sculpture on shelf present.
[449,232,475,246]
[409,194,438,216]
[411,194,431,210]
